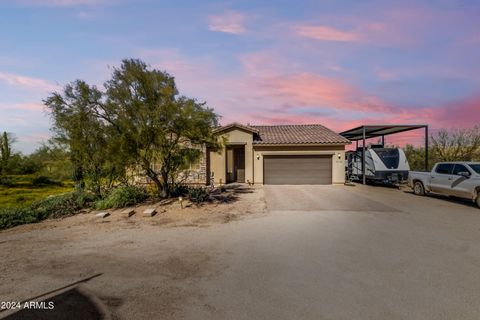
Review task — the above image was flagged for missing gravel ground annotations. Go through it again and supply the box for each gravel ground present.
[1,183,480,320]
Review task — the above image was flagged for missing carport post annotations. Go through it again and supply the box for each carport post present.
[425,125,429,172]
[362,126,366,185]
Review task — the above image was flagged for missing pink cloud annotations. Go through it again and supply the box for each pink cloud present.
[434,95,480,128]
[208,11,247,35]
[251,73,392,113]
[295,25,362,42]
[135,47,479,145]
[0,71,59,92]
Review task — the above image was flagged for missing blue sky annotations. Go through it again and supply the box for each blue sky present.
[1,0,480,153]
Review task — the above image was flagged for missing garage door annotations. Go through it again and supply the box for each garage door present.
[263,155,332,185]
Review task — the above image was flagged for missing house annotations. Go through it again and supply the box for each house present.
[134,122,351,186]
[206,123,351,185]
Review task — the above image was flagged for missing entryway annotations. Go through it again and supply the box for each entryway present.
[226,146,246,183]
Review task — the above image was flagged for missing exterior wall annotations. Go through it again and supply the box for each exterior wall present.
[131,144,208,186]
[209,129,254,185]
[176,144,208,185]
[253,145,346,184]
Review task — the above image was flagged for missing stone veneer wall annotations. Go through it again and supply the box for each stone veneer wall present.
[131,144,208,186]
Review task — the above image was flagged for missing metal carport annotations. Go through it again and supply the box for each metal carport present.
[339,125,429,184]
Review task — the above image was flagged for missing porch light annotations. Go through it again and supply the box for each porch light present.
[256,155,260,160]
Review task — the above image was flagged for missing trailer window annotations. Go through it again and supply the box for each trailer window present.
[435,163,453,174]
[374,149,399,169]
[468,164,480,174]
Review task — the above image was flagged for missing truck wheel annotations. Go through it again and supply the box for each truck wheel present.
[413,181,425,196]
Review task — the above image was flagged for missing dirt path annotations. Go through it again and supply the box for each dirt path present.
[0,185,266,319]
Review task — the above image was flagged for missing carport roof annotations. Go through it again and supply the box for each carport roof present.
[339,124,428,141]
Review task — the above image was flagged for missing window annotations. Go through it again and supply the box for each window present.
[374,149,399,169]
[452,164,469,176]
[435,163,453,174]
[468,164,480,174]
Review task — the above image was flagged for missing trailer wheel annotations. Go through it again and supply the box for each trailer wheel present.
[413,181,425,196]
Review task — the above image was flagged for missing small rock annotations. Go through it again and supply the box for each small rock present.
[95,212,110,218]
[121,208,135,217]
[143,208,157,217]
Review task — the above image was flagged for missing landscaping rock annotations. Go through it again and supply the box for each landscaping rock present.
[121,208,136,217]
[143,208,157,217]
[95,212,110,218]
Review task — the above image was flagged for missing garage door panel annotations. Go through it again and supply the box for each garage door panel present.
[264,155,332,185]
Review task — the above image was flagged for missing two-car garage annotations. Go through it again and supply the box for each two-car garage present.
[263,155,333,185]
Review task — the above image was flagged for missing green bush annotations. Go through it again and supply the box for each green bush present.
[94,185,147,210]
[0,191,93,230]
[0,176,15,187]
[187,187,210,204]
[31,175,63,187]
[170,183,190,197]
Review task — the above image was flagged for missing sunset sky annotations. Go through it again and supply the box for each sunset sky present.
[1,0,479,153]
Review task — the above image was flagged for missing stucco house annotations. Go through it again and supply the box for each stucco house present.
[203,123,351,185]
[135,123,351,186]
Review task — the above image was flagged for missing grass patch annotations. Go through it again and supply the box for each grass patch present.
[0,191,95,230]
[0,175,73,209]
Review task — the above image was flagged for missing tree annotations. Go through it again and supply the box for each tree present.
[94,59,220,197]
[28,142,73,180]
[44,80,111,194]
[431,126,480,162]
[403,144,435,171]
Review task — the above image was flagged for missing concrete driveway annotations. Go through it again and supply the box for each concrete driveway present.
[187,184,480,320]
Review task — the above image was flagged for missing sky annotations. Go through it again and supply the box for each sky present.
[1,0,479,153]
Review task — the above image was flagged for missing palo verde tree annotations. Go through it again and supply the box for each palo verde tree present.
[44,80,113,195]
[94,59,220,197]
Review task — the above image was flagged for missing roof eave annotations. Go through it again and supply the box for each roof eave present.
[253,142,351,147]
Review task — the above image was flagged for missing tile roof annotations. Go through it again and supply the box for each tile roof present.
[251,124,351,145]
[213,122,259,134]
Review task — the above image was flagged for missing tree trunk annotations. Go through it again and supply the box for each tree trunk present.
[160,169,170,198]
[145,168,164,198]
[73,162,85,192]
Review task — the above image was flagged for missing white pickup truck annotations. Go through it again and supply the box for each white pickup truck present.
[408,162,480,208]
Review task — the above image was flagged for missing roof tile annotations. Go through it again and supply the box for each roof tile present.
[251,124,351,145]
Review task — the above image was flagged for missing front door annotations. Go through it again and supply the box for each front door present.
[226,146,245,183]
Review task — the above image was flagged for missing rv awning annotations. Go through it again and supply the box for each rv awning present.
[339,125,428,141]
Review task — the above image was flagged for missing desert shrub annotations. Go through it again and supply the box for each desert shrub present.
[31,175,63,187]
[170,183,190,197]
[0,191,93,230]
[0,207,36,229]
[29,191,94,219]
[0,176,15,187]
[187,187,210,204]
[94,185,147,210]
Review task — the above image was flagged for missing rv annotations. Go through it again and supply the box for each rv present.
[346,145,410,185]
